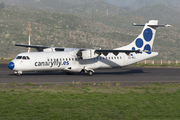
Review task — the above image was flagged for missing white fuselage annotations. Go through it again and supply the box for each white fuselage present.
[9,50,158,74]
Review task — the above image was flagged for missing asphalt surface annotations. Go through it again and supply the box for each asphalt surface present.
[1,63,180,85]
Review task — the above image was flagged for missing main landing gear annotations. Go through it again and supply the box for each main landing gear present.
[66,70,93,76]
[81,68,94,76]
[84,70,94,76]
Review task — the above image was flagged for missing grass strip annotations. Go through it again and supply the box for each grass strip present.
[131,63,180,67]
[0,83,180,119]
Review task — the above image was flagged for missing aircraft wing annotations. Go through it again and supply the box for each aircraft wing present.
[15,44,64,52]
[95,49,143,56]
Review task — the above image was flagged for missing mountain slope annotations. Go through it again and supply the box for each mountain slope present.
[64,0,104,5]
[131,0,180,9]
[67,1,125,15]
[9,0,125,15]
[0,4,180,60]
[0,6,130,58]
[128,3,180,23]
[0,0,36,4]
[105,0,136,7]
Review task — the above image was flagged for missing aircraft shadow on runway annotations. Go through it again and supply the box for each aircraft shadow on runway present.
[95,69,144,75]
[9,69,144,76]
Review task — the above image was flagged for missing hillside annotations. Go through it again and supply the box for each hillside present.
[64,0,104,5]
[25,0,125,15]
[77,14,146,28]
[66,1,125,15]
[23,0,70,11]
[0,4,180,60]
[105,0,136,7]
[131,0,180,9]
[0,0,105,5]
[128,3,180,23]
[2,0,180,10]
[0,0,36,4]
[0,6,131,58]
[105,0,180,9]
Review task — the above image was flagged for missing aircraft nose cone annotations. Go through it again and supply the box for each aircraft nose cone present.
[8,62,15,70]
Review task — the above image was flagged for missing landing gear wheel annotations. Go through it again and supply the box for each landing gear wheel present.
[86,71,93,76]
[15,71,22,76]
[66,72,73,75]
[16,73,21,76]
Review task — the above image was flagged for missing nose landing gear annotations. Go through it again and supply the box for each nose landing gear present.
[15,71,22,76]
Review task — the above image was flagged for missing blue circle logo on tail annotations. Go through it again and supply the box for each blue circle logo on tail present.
[144,44,151,54]
[135,38,143,48]
[143,28,153,42]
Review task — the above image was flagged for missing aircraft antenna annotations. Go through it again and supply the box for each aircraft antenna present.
[28,22,31,52]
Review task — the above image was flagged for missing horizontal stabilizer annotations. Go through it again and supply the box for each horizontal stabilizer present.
[133,23,172,28]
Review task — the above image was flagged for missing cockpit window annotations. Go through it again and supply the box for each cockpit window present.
[16,56,22,59]
[16,56,30,60]
[22,56,26,60]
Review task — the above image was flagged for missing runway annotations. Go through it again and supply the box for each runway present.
[1,63,180,85]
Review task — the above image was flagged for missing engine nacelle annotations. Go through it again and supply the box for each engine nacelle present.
[43,48,55,52]
[77,50,99,59]
[43,47,64,52]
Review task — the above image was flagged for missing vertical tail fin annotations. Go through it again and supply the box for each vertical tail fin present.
[116,20,170,54]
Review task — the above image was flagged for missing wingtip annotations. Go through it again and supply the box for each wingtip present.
[165,24,172,27]
[132,23,136,26]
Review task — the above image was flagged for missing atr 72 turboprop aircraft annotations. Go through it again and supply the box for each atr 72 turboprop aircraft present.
[8,20,171,76]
